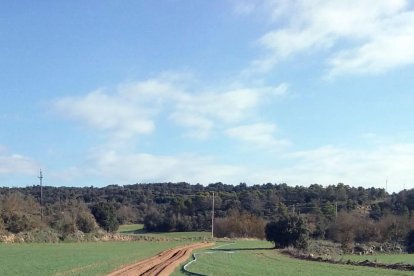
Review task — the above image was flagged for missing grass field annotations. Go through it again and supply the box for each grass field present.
[343,253,414,265]
[173,240,414,276]
[118,223,211,240]
[0,240,187,276]
[117,223,144,233]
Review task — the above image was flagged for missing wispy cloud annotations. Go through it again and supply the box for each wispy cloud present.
[54,74,289,140]
[248,143,414,192]
[226,123,290,151]
[248,0,414,77]
[87,150,243,184]
[51,74,290,184]
[55,89,155,140]
[0,146,38,175]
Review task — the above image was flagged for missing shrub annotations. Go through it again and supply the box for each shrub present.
[16,229,60,243]
[405,229,414,253]
[4,213,34,234]
[0,217,5,234]
[91,202,119,232]
[265,214,309,249]
[76,212,96,233]
[214,211,265,239]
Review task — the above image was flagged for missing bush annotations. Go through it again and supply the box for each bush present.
[91,202,119,232]
[52,213,77,238]
[265,214,309,249]
[16,229,60,243]
[76,212,96,233]
[214,211,265,239]
[0,217,5,234]
[4,213,35,234]
[405,229,414,253]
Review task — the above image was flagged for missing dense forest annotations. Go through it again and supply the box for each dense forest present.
[1,182,414,250]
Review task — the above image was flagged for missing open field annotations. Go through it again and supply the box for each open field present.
[117,223,144,234]
[118,223,211,240]
[173,240,414,276]
[343,254,414,265]
[0,240,188,276]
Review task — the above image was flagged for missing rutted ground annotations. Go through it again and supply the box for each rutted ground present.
[107,242,213,276]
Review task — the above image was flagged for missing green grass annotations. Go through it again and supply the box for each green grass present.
[135,231,211,240]
[343,253,414,265]
[118,224,211,240]
[117,223,144,234]
[0,240,187,276]
[173,240,413,276]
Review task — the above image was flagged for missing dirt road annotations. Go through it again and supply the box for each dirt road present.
[107,242,213,276]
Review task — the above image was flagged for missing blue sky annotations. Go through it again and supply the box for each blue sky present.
[1,0,414,192]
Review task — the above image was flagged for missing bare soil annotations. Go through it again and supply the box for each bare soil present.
[107,242,214,276]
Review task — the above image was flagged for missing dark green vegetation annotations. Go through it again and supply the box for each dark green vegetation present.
[91,202,119,232]
[1,182,414,250]
[173,240,413,276]
[406,229,414,253]
[0,240,186,276]
[265,213,309,249]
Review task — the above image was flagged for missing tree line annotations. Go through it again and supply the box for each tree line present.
[1,182,414,247]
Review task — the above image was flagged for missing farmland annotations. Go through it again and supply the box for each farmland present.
[173,240,414,276]
[0,240,187,276]
[118,223,211,240]
[1,235,413,275]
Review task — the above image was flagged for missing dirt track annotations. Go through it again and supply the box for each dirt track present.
[107,242,214,276]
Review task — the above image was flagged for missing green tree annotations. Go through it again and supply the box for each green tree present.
[91,202,119,232]
[265,214,309,249]
[405,229,414,253]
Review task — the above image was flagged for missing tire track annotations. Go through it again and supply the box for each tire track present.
[107,242,213,276]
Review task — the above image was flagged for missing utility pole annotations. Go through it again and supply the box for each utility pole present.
[386,178,388,193]
[335,201,338,220]
[39,169,43,221]
[211,192,215,239]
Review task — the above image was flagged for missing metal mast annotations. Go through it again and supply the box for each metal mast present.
[211,191,215,239]
[39,169,43,221]
[386,178,388,193]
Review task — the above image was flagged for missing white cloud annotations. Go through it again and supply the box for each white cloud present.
[88,150,243,184]
[248,143,414,192]
[249,0,414,76]
[328,14,414,76]
[50,74,291,186]
[55,89,155,139]
[55,75,289,140]
[0,146,38,175]
[49,140,414,191]
[226,123,290,150]
[169,112,214,139]
[169,83,288,138]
